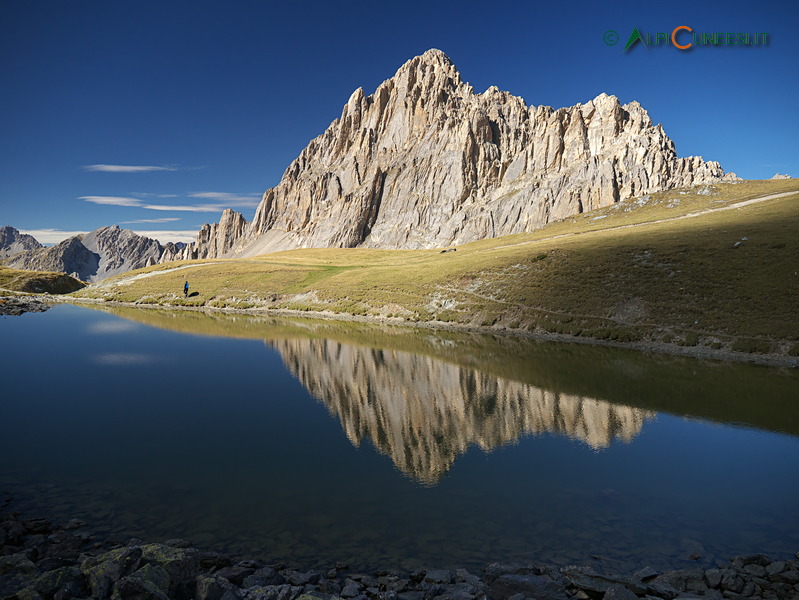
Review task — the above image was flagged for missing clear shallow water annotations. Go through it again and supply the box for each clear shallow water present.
[1,303,798,573]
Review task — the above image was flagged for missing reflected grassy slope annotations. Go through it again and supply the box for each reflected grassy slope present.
[93,304,799,439]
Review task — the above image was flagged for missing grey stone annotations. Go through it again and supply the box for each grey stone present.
[706,569,724,589]
[341,580,363,598]
[217,565,257,585]
[245,568,285,587]
[82,546,144,599]
[284,570,319,586]
[397,592,425,600]
[719,570,745,593]
[196,575,237,600]
[734,554,771,567]
[741,564,767,578]
[456,570,483,587]
[32,566,84,599]
[490,574,568,600]
[740,581,756,597]
[604,583,639,600]
[221,589,244,600]
[633,567,658,582]
[0,551,37,576]
[768,570,799,585]
[140,543,199,599]
[765,562,786,576]
[114,564,171,600]
[424,570,454,584]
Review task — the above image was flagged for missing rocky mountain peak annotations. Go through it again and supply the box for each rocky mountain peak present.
[168,49,738,260]
[0,226,43,259]
[3,225,164,282]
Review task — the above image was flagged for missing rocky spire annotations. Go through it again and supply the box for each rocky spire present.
[173,50,736,260]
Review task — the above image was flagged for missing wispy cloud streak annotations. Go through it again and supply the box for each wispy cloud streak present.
[80,193,261,212]
[18,229,87,244]
[83,164,178,173]
[120,217,181,224]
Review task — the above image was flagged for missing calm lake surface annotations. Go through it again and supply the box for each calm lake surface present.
[1,303,798,573]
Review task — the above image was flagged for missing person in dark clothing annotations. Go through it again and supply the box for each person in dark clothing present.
[184,280,189,297]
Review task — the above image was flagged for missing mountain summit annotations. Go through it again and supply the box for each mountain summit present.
[4,226,165,282]
[177,49,734,259]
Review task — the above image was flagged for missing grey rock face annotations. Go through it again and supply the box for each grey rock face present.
[177,49,736,260]
[0,225,43,258]
[4,236,99,281]
[4,225,164,282]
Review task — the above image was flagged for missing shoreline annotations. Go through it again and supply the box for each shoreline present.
[6,294,797,369]
[2,505,798,600]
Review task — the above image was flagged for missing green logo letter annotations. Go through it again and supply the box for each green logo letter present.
[624,27,645,51]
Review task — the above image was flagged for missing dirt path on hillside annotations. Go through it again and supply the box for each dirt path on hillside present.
[488,190,798,252]
[93,261,226,288]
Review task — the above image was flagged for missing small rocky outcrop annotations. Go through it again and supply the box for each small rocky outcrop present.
[2,509,798,600]
[0,226,42,259]
[771,173,792,180]
[0,296,52,315]
[176,49,737,260]
[160,209,247,262]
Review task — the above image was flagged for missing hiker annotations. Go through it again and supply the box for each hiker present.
[184,280,189,297]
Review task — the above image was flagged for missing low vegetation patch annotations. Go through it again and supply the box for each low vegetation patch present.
[0,266,85,294]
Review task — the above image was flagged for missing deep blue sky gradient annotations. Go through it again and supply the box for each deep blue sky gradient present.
[1,0,797,243]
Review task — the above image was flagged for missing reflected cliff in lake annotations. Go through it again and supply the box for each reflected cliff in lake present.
[270,337,654,483]
[91,305,799,442]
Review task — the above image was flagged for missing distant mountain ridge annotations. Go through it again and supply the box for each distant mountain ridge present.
[1,225,185,282]
[171,48,737,260]
[0,226,43,259]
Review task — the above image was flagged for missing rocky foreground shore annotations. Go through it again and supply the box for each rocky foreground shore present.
[0,296,52,316]
[2,511,798,600]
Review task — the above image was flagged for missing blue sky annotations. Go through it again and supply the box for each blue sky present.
[1,0,797,244]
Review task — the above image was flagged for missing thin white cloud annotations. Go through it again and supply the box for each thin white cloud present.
[92,352,154,365]
[133,230,198,244]
[140,203,226,212]
[18,229,87,244]
[87,321,140,334]
[80,196,144,207]
[120,217,181,224]
[83,164,178,173]
[79,195,255,212]
[189,192,262,206]
[132,192,179,198]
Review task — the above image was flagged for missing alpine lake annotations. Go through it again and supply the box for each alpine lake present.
[2,303,798,574]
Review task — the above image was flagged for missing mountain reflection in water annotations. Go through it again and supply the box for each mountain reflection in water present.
[270,338,654,484]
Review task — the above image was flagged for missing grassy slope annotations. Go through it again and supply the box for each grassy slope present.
[72,179,799,356]
[0,266,85,294]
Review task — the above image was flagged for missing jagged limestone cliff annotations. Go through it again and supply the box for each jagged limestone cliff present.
[270,337,654,484]
[174,49,735,260]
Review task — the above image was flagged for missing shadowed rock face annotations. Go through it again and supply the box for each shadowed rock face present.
[0,226,42,258]
[4,226,163,282]
[269,337,654,484]
[177,49,734,260]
